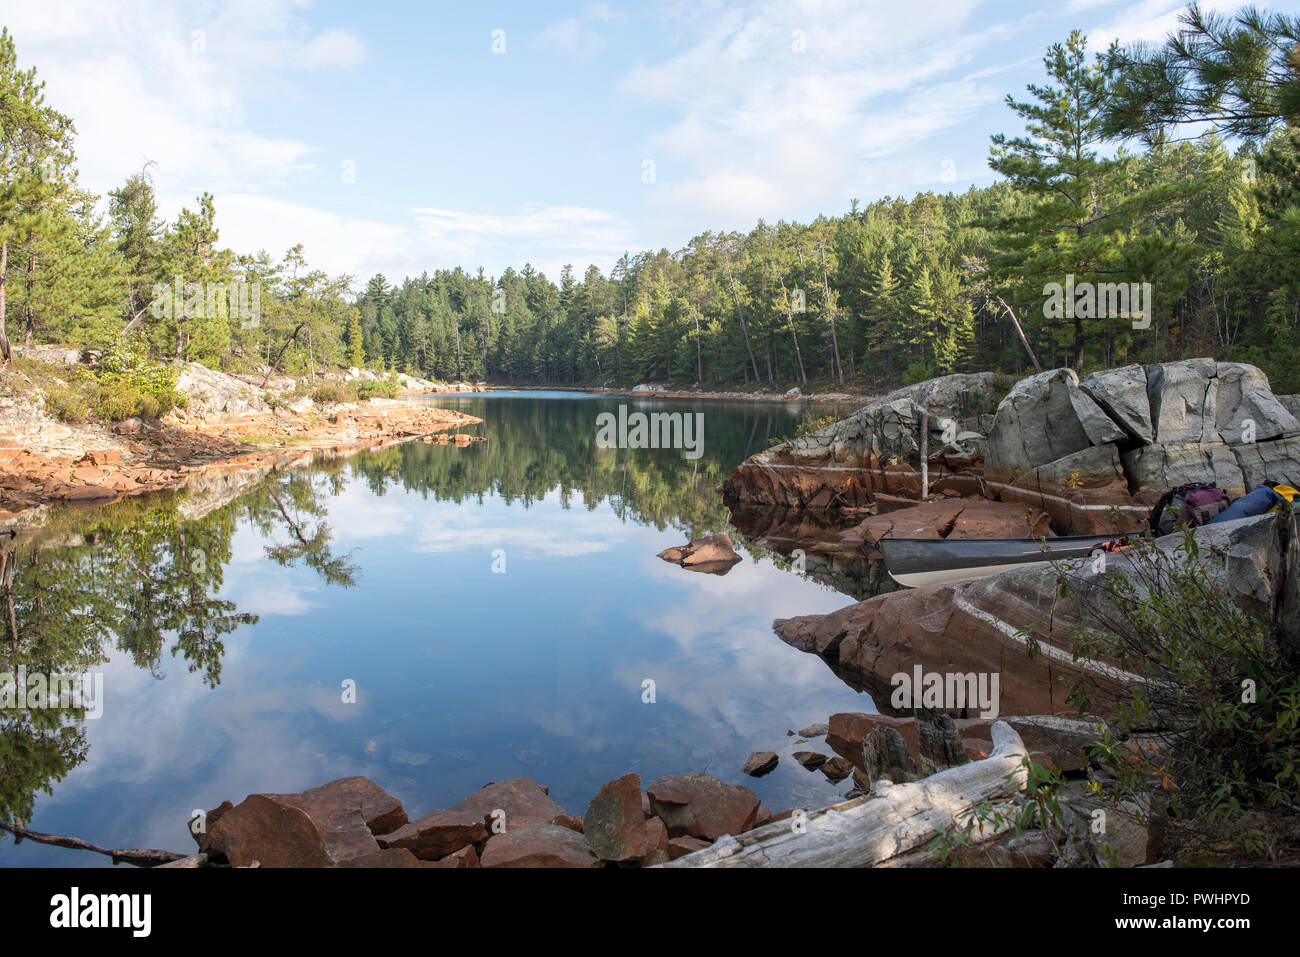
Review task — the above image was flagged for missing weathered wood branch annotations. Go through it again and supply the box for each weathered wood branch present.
[663,720,1028,868]
[261,320,307,389]
[0,820,188,866]
[996,297,1042,373]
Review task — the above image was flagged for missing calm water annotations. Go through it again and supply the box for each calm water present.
[0,391,876,866]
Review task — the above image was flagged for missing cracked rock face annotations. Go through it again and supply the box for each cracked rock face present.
[724,358,1300,535]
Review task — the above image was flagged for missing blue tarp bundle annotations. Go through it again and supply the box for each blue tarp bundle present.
[1206,484,1284,525]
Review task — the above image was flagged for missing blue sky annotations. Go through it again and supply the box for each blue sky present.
[7,0,1300,285]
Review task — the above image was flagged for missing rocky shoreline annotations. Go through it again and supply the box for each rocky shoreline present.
[0,349,486,528]
[720,360,1300,534]
[160,683,1188,869]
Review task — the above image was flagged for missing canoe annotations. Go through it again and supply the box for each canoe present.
[878,534,1121,588]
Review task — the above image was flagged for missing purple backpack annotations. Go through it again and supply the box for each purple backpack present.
[1150,483,1231,536]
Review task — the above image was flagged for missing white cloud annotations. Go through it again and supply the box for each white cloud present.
[624,0,1011,238]
[535,3,627,56]
[412,203,639,277]
[2,0,363,243]
[215,192,417,282]
[296,27,367,68]
[1086,0,1241,49]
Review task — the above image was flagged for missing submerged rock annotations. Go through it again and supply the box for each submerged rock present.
[657,532,742,573]
[742,751,779,777]
[792,751,828,771]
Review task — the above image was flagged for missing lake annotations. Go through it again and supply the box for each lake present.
[0,391,879,866]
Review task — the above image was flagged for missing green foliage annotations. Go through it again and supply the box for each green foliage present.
[1049,529,1300,861]
[355,373,400,400]
[902,360,937,385]
[2,18,1300,398]
[88,345,181,420]
[926,756,1070,866]
[40,380,89,422]
[310,381,358,405]
[795,412,838,437]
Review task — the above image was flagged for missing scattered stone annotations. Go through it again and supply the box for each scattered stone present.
[642,817,671,866]
[742,751,779,777]
[426,845,480,869]
[205,794,335,868]
[792,751,828,771]
[338,848,424,868]
[657,533,742,574]
[796,722,829,738]
[821,757,853,782]
[280,775,408,836]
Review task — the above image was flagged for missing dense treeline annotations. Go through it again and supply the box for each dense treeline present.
[2,7,1299,393]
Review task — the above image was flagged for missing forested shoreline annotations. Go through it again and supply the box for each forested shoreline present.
[3,6,1299,404]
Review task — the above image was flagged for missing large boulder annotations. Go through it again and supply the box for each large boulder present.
[479,823,601,868]
[986,369,1125,478]
[171,361,269,421]
[987,361,1300,531]
[583,773,647,862]
[720,372,999,509]
[646,773,760,840]
[1080,364,1154,444]
[274,775,408,836]
[1144,359,1298,445]
[200,777,406,867]
[205,795,338,868]
[379,777,564,861]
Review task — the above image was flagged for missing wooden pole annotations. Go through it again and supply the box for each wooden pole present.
[920,410,930,501]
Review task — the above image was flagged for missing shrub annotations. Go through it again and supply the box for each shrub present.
[903,361,936,386]
[355,373,400,400]
[91,346,181,420]
[42,382,91,423]
[796,413,838,437]
[1040,525,1300,861]
[310,381,358,405]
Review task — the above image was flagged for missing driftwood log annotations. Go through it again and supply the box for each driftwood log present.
[0,820,188,866]
[663,720,1029,868]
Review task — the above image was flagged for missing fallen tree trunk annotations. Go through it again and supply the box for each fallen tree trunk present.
[663,720,1028,868]
[0,820,188,866]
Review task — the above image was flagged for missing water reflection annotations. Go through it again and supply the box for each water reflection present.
[1,393,877,864]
